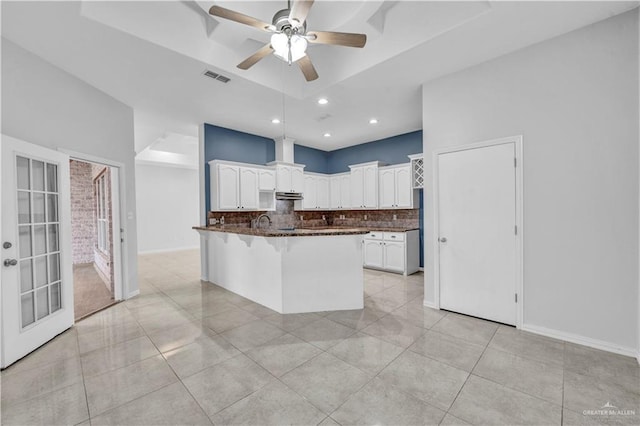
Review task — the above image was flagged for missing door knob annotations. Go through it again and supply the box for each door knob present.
[4,259,18,267]
[3,242,12,249]
[439,237,447,243]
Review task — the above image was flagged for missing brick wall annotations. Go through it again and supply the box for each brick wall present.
[207,203,419,229]
[70,160,96,264]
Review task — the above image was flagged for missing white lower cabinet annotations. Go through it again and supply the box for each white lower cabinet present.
[363,230,420,275]
[363,238,384,269]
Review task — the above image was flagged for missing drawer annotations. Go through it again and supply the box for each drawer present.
[365,232,383,240]
[383,232,405,242]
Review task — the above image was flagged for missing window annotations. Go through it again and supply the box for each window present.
[95,172,108,253]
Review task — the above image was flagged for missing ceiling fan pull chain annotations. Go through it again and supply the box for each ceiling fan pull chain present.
[287,36,293,65]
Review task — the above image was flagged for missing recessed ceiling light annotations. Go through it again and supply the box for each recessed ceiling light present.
[318,98,329,105]
[369,118,378,124]
[271,118,280,124]
[323,132,331,138]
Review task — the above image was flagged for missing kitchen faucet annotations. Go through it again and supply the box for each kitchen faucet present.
[255,214,272,229]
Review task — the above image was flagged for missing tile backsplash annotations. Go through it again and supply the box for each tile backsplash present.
[207,200,418,229]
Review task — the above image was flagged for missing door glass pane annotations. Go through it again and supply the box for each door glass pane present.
[19,226,32,258]
[46,163,58,192]
[34,224,46,255]
[33,192,45,223]
[17,156,30,190]
[21,293,35,327]
[32,160,45,191]
[48,224,59,252]
[18,191,31,224]
[49,253,60,283]
[20,259,33,293]
[47,194,58,222]
[35,256,48,287]
[50,282,61,313]
[36,287,49,320]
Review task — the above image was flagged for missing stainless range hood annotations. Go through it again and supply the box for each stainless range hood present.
[276,191,303,201]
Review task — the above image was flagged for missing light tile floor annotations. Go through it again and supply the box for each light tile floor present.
[73,263,115,321]
[2,249,639,425]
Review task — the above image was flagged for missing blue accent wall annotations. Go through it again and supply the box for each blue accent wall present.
[204,124,423,266]
[326,131,423,173]
[293,144,328,173]
[204,124,275,212]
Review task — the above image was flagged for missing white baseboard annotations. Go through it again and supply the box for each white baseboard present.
[126,290,140,299]
[422,299,438,309]
[521,323,637,358]
[138,246,200,255]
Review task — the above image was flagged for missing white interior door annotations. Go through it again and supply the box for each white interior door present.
[438,142,517,325]
[1,135,74,368]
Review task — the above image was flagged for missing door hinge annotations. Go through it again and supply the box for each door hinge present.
[120,228,125,243]
[514,158,517,167]
[515,293,518,303]
[514,225,518,235]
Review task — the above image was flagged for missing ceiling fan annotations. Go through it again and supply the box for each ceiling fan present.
[209,0,367,81]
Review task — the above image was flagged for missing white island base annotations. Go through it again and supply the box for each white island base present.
[197,230,364,314]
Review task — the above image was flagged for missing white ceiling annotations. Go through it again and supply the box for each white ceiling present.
[2,1,638,153]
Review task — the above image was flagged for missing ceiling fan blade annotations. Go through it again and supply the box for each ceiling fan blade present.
[307,31,367,48]
[289,0,314,25]
[237,44,274,70]
[209,5,271,31]
[297,55,319,81]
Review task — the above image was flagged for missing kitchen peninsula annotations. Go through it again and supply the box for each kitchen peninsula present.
[194,225,369,314]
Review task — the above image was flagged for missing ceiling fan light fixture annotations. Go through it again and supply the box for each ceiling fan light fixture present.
[271,33,308,63]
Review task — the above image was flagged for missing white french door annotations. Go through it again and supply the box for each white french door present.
[1,135,73,368]
[437,141,518,326]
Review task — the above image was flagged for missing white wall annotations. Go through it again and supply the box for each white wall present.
[135,164,199,253]
[422,9,639,354]
[2,39,140,297]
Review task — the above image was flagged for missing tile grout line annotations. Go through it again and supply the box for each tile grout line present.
[75,328,92,424]
[442,322,499,421]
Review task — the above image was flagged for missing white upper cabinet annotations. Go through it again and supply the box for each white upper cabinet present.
[303,175,317,209]
[210,160,260,210]
[217,164,240,210]
[339,174,351,209]
[378,164,417,209]
[291,167,304,192]
[275,164,305,192]
[330,173,352,209]
[239,168,259,209]
[395,166,412,207]
[209,156,422,212]
[350,162,383,209]
[258,168,276,191]
[330,176,341,209]
[379,168,396,208]
[350,167,364,208]
[301,173,330,210]
[317,176,329,209]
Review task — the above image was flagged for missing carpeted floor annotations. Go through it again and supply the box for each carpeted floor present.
[73,263,115,320]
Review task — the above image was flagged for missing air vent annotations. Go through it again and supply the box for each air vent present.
[203,70,231,83]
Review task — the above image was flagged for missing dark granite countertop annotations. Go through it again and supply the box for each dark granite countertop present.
[193,225,418,237]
